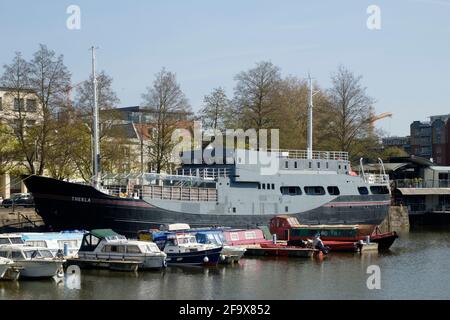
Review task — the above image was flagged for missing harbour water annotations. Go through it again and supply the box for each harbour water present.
[1,228,450,300]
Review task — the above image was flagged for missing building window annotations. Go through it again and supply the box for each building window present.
[258,183,261,190]
[309,162,312,169]
[14,98,24,111]
[0,97,2,110]
[294,162,298,169]
[271,184,275,190]
[317,162,321,169]
[262,184,266,190]
[285,206,288,212]
[285,161,289,169]
[304,186,326,195]
[26,99,37,112]
[26,120,36,127]
[232,207,236,213]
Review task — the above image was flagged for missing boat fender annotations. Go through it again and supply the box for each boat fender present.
[203,256,209,264]
[57,267,65,278]
[162,259,167,268]
[220,255,226,261]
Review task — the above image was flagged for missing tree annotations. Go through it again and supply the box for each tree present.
[199,87,229,131]
[0,123,19,175]
[142,68,192,173]
[28,44,72,175]
[325,65,376,159]
[381,146,408,161]
[73,71,136,181]
[232,61,281,130]
[0,52,38,174]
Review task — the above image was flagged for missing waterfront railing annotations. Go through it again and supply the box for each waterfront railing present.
[393,179,450,188]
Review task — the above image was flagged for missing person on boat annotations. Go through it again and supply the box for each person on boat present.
[312,233,329,254]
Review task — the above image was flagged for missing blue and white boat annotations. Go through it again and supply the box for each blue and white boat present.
[20,231,85,258]
[152,232,222,266]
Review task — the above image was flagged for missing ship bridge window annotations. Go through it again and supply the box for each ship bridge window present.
[370,186,390,194]
[358,187,369,195]
[327,186,340,195]
[304,186,326,195]
[280,186,302,196]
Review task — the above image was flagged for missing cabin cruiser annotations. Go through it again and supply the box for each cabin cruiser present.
[20,231,85,258]
[152,232,222,266]
[0,246,65,278]
[76,229,167,270]
[0,257,14,279]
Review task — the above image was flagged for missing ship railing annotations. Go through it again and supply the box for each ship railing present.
[177,167,231,179]
[268,149,349,161]
[141,185,218,202]
[100,185,218,202]
[363,173,390,185]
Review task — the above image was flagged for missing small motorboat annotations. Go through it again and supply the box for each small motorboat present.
[72,229,167,271]
[0,246,65,278]
[154,232,222,266]
[190,230,246,264]
[20,231,85,258]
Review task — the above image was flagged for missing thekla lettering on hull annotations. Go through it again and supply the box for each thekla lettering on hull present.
[179,304,214,318]
[72,196,91,203]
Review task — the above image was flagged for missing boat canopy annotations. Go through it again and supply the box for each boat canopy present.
[90,229,121,239]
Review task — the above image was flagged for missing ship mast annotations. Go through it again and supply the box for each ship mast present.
[91,46,100,189]
[307,73,314,159]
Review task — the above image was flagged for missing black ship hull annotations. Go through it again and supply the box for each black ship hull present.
[24,175,390,237]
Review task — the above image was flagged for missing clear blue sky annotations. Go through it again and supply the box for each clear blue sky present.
[1,0,449,137]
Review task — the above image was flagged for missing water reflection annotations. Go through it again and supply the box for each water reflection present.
[1,230,450,299]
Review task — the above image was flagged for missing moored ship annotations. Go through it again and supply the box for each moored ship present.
[22,66,390,237]
[24,148,391,237]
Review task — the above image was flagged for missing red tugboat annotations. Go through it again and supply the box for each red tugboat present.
[269,216,398,251]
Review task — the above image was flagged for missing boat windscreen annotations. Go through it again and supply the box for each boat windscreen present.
[38,250,54,258]
[10,238,25,244]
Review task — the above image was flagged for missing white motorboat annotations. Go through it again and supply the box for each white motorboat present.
[20,231,85,258]
[0,246,65,278]
[75,229,167,270]
[0,257,14,279]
